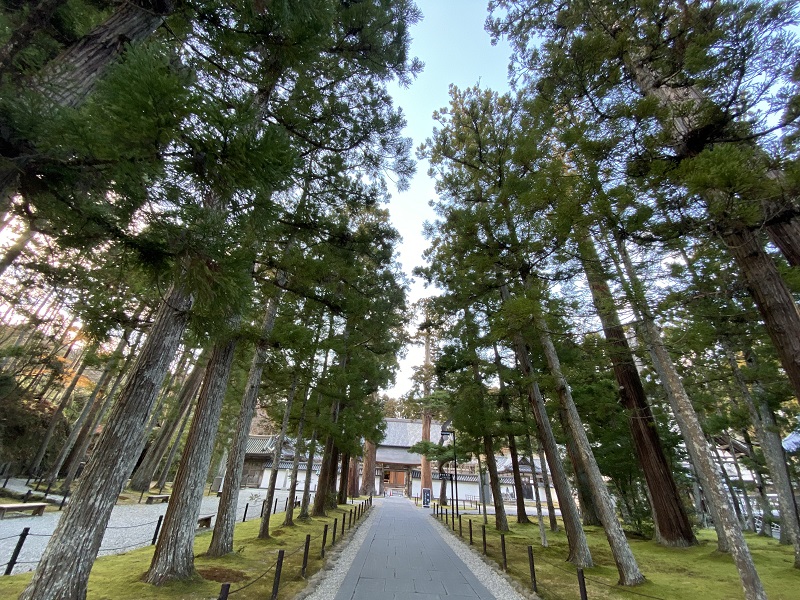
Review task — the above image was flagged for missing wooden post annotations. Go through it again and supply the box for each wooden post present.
[469,519,473,545]
[271,549,284,600]
[321,524,328,558]
[217,583,230,599]
[341,513,345,535]
[501,534,507,571]
[577,568,588,600]
[527,545,537,592]
[4,527,29,575]
[332,518,337,545]
[273,498,278,514]
[459,515,462,537]
[482,524,487,555]
[242,503,248,522]
[302,534,311,578]
[151,515,163,545]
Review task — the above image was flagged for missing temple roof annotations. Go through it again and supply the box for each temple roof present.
[381,418,443,448]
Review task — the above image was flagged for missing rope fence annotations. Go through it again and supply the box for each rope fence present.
[432,506,669,600]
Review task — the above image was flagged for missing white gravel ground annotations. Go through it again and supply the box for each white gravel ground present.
[0,481,292,575]
[300,499,537,600]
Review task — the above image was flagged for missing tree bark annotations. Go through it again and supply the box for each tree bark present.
[537,434,559,532]
[640,316,767,599]
[145,334,239,584]
[337,452,350,505]
[500,284,592,566]
[525,433,548,547]
[299,427,318,520]
[360,440,377,496]
[728,347,800,564]
[28,341,98,476]
[578,232,696,547]
[20,283,192,600]
[483,435,509,532]
[312,432,336,516]
[258,373,299,539]
[155,404,193,491]
[129,358,204,492]
[45,366,112,485]
[721,226,800,403]
[60,327,145,494]
[284,386,311,527]
[540,329,644,585]
[494,344,529,524]
[558,407,601,527]
[207,292,283,555]
[1,1,176,201]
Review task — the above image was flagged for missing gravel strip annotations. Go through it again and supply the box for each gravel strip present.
[430,515,538,600]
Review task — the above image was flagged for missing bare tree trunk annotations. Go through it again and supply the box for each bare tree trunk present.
[145,334,239,584]
[537,434,559,532]
[728,347,800,563]
[525,434,548,547]
[721,226,800,403]
[728,435,756,532]
[640,316,766,598]
[129,358,204,492]
[258,373,299,539]
[337,452,350,505]
[299,427,318,520]
[558,407,601,527]
[155,405,193,491]
[20,283,192,600]
[578,232,695,547]
[207,286,284,554]
[494,343,529,523]
[347,456,359,499]
[360,440,377,496]
[500,284,592,566]
[540,329,644,585]
[28,341,98,476]
[45,367,112,484]
[482,436,509,532]
[0,225,33,277]
[312,432,336,516]
[421,323,433,492]
[60,324,146,493]
[284,386,311,527]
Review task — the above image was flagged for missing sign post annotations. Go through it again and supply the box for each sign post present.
[422,488,431,508]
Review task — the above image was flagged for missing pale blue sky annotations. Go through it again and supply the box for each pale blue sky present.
[385,1,511,397]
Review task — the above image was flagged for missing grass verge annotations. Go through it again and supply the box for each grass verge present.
[431,509,800,600]
[0,497,373,599]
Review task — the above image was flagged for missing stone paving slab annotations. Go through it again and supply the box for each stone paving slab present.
[334,496,496,600]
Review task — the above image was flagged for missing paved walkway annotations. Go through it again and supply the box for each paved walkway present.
[334,496,496,600]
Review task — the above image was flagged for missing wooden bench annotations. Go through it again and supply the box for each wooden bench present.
[0,503,48,519]
[197,515,213,528]
[145,494,170,504]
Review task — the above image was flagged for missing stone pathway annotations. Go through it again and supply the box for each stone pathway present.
[332,496,522,600]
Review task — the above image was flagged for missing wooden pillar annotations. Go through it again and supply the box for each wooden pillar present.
[379,464,385,495]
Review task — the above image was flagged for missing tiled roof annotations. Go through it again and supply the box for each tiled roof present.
[376,447,423,465]
[245,435,294,456]
[381,418,443,448]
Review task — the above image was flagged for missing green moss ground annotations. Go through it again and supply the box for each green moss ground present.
[441,510,800,600]
[0,499,371,599]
